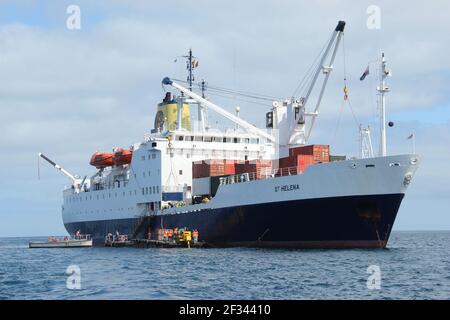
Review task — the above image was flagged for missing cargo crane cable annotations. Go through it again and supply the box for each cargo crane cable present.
[194,79,282,100]
[205,85,281,101]
[332,35,359,145]
[207,91,272,108]
[331,99,346,146]
[292,33,333,97]
[37,154,40,180]
[340,35,359,128]
[165,139,179,190]
[171,78,281,102]
[342,34,348,100]
[206,87,277,102]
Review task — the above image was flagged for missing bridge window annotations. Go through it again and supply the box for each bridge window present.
[194,136,203,142]
[177,135,184,141]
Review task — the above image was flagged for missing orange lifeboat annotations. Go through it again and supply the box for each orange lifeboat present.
[90,152,114,169]
[113,149,133,166]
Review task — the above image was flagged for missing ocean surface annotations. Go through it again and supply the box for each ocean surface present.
[0,231,449,300]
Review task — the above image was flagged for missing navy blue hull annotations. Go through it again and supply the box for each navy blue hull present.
[65,193,404,248]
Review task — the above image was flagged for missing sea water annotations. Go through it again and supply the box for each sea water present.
[0,231,449,300]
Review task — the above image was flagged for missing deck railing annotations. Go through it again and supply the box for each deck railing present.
[219,166,301,186]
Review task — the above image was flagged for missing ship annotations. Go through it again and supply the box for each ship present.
[39,21,420,248]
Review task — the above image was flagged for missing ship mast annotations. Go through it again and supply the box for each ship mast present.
[181,49,206,131]
[377,52,391,156]
[185,48,195,91]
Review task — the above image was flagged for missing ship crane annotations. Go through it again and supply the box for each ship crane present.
[38,153,78,183]
[286,20,346,146]
[163,21,345,151]
[162,77,278,144]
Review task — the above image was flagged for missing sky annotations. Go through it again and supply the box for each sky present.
[0,0,449,236]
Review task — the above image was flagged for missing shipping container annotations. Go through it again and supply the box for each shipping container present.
[192,177,211,196]
[235,159,272,179]
[297,154,315,172]
[224,160,236,175]
[279,156,296,168]
[288,144,330,163]
[192,160,226,178]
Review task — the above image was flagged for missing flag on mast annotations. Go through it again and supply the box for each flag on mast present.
[360,65,370,81]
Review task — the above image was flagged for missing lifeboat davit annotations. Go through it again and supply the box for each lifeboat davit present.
[113,149,133,166]
[90,152,114,169]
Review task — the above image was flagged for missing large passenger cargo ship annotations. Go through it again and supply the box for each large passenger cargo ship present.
[40,21,420,248]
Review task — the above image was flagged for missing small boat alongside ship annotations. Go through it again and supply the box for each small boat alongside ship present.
[29,234,92,248]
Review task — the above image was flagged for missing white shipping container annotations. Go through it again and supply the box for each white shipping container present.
[192,177,211,196]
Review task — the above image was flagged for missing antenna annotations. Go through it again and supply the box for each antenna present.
[181,49,204,131]
[201,79,207,98]
[183,49,198,92]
